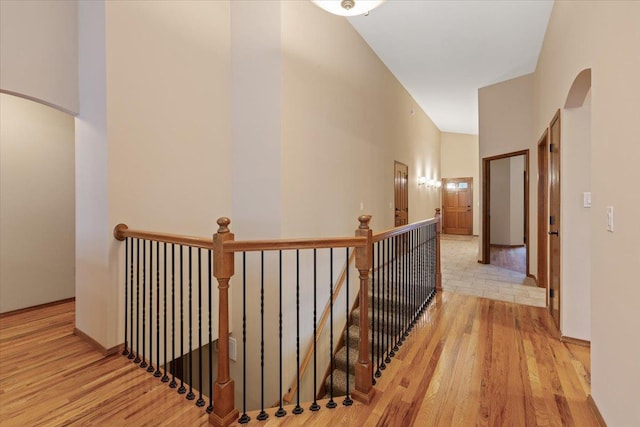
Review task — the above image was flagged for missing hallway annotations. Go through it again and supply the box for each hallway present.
[441,235,546,307]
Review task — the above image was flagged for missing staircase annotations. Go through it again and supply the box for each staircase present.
[323,274,433,398]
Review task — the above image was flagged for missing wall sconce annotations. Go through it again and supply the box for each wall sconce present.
[427,179,442,189]
[418,176,427,186]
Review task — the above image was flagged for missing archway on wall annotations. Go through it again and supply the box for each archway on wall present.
[0,93,76,313]
[554,68,592,342]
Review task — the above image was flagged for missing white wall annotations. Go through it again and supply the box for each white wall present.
[0,94,75,313]
[489,158,511,245]
[441,132,479,234]
[75,0,113,348]
[0,0,78,114]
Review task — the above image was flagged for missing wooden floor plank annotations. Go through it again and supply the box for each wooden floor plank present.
[0,294,600,426]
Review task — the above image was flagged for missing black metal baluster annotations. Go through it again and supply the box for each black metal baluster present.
[155,242,161,377]
[310,249,320,412]
[375,241,382,377]
[129,238,135,360]
[123,238,129,356]
[343,247,353,406]
[257,251,268,420]
[385,238,391,364]
[187,247,195,400]
[141,240,148,369]
[162,243,169,382]
[275,251,287,417]
[327,248,337,409]
[393,236,400,354]
[170,244,178,389]
[196,248,205,407]
[207,250,214,414]
[293,250,304,414]
[134,239,141,364]
[178,246,186,394]
[239,252,250,423]
[400,234,406,345]
[371,243,376,385]
[403,232,408,340]
[147,241,154,373]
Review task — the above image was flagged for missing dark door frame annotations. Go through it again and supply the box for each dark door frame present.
[481,149,530,277]
[537,129,550,291]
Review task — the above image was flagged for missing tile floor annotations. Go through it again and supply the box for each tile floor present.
[441,235,546,307]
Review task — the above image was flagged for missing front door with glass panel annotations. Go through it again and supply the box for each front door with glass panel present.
[442,177,473,235]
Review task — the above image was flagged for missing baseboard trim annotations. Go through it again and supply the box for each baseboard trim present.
[560,335,591,347]
[490,244,525,248]
[0,297,75,318]
[587,394,607,426]
[74,327,123,357]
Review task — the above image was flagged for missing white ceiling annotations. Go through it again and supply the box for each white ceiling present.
[348,0,554,135]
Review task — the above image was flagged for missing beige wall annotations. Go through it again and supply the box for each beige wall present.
[489,158,511,245]
[560,92,591,341]
[0,0,78,114]
[478,73,534,264]
[441,132,479,234]
[0,94,75,313]
[533,2,640,424]
[509,155,525,246]
[281,1,440,238]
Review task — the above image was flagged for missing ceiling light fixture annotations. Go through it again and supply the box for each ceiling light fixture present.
[311,0,385,17]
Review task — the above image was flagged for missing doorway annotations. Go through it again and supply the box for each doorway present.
[481,150,530,276]
[442,177,473,235]
[394,161,408,227]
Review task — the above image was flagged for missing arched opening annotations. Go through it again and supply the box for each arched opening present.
[0,93,76,314]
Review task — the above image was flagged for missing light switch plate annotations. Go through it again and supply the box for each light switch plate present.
[607,206,614,232]
[583,192,591,208]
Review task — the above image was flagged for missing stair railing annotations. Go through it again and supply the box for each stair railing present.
[113,225,218,413]
[114,211,441,427]
[368,209,442,384]
[281,249,356,405]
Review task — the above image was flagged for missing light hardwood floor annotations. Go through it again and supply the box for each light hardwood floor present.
[0,294,597,426]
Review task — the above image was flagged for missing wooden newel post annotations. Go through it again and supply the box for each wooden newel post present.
[353,215,375,404]
[435,208,442,291]
[210,218,239,427]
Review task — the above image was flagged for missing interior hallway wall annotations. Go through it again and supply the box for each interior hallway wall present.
[441,132,479,234]
[0,94,75,313]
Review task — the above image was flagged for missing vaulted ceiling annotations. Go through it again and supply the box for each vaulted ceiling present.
[348,0,554,134]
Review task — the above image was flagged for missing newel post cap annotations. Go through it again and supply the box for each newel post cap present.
[216,217,231,233]
[114,223,128,241]
[358,215,372,230]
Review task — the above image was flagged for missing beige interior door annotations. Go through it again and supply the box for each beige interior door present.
[549,111,561,328]
[442,178,473,235]
[394,161,408,227]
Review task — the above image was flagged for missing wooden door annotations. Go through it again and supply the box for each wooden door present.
[537,130,549,290]
[549,111,561,328]
[394,161,408,227]
[442,178,473,235]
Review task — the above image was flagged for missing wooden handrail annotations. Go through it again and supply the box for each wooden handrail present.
[223,236,366,253]
[113,224,214,249]
[372,217,439,243]
[282,249,357,405]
